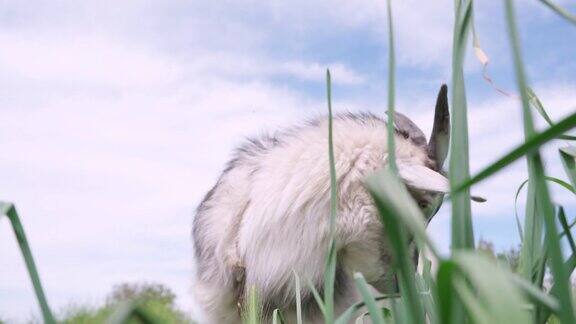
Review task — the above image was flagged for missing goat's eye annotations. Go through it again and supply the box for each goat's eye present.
[418,202,427,209]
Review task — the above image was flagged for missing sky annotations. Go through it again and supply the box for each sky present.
[0,0,575,322]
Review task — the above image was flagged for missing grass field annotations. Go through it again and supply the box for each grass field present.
[2,0,576,323]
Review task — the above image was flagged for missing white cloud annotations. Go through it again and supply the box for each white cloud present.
[0,32,180,89]
[278,61,365,84]
[221,0,455,68]
[0,26,330,319]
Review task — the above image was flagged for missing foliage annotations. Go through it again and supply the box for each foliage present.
[56,282,192,324]
[106,282,177,306]
[477,239,521,272]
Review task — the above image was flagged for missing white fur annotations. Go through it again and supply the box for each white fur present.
[192,115,439,323]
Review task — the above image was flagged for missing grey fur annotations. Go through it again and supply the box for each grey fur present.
[192,85,450,323]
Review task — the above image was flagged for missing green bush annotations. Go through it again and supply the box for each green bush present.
[57,282,192,324]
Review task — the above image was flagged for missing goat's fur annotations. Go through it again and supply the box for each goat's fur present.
[192,86,450,323]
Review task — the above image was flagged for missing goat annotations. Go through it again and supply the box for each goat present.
[192,85,455,323]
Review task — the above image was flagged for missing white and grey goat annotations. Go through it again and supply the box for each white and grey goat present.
[192,85,455,323]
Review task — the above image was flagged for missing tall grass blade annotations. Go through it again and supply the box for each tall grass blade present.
[334,306,358,324]
[243,286,261,324]
[391,299,408,324]
[322,68,338,324]
[272,310,280,324]
[528,88,576,140]
[560,217,576,238]
[539,0,576,25]
[366,169,441,258]
[513,176,575,242]
[415,272,438,324]
[511,275,559,314]
[293,271,303,324]
[272,309,284,324]
[0,202,56,324]
[354,273,386,324]
[560,146,576,187]
[436,260,457,324]
[307,281,326,317]
[450,0,475,251]
[514,209,524,242]
[453,111,576,192]
[354,312,369,324]
[541,254,576,321]
[365,169,427,324]
[442,253,530,323]
[519,181,543,284]
[505,1,576,322]
[386,0,397,173]
[451,276,493,324]
[422,257,436,293]
[335,294,400,324]
[558,207,576,257]
[515,177,575,199]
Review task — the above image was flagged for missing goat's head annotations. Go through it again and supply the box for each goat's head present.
[391,85,484,219]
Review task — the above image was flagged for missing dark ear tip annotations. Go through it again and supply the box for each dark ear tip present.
[435,84,449,112]
[471,196,487,203]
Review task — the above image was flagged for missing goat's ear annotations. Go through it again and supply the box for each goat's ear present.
[397,162,487,202]
[428,84,450,169]
[398,163,450,193]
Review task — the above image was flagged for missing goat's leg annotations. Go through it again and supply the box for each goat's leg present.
[192,279,241,324]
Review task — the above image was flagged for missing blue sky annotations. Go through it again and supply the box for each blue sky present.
[0,0,575,321]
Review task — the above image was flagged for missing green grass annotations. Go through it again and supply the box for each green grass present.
[3,0,576,323]
[449,0,475,254]
[342,0,576,323]
[386,0,397,174]
[0,202,55,324]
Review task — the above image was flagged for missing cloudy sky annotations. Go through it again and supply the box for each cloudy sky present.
[1,0,575,321]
